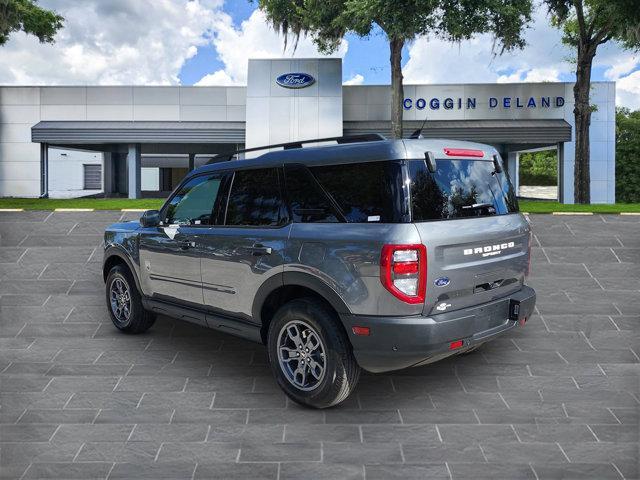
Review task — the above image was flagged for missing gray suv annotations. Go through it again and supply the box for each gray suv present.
[103,135,536,408]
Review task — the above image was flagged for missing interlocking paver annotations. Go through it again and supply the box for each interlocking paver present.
[0,211,637,479]
[365,464,448,480]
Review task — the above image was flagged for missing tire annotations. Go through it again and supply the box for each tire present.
[105,264,155,334]
[267,298,361,409]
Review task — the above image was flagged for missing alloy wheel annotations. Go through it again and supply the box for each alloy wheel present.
[109,276,131,325]
[277,320,326,391]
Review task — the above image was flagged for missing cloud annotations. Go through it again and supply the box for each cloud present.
[343,73,364,85]
[195,70,237,86]
[196,9,348,86]
[497,67,561,83]
[0,0,224,85]
[604,54,639,81]
[403,10,571,85]
[616,70,640,110]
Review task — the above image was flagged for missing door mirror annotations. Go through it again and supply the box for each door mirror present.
[140,210,161,228]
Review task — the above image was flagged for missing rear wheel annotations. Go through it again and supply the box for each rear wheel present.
[106,265,155,334]
[267,298,360,409]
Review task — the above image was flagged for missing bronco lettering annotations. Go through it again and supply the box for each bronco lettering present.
[464,241,515,257]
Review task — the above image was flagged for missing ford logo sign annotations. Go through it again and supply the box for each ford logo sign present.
[434,277,450,287]
[276,73,315,89]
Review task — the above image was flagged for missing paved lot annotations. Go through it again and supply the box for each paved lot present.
[0,211,638,480]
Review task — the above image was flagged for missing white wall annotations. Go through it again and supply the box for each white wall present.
[141,167,160,191]
[0,85,246,198]
[561,82,616,203]
[0,87,41,196]
[48,148,103,197]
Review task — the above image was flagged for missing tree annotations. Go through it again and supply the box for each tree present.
[257,0,532,139]
[0,0,64,46]
[615,107,640,203]
[544,0,640,204]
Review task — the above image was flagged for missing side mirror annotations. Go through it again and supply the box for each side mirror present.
[425,151,437,173]
[140,210,161,228]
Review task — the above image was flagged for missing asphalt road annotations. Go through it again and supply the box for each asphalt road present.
[0,211,638,479]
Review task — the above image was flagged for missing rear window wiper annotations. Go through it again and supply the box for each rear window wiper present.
[462,202,494,210]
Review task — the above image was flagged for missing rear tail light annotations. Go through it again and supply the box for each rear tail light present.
[380,244,427,304]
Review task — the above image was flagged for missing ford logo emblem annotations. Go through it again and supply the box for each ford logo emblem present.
[434,277,450,287]
[276,72,315,89]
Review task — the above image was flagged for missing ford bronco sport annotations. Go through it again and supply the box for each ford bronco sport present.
[103,135,536,408]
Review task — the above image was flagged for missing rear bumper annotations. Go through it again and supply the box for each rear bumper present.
[341,285,536,373]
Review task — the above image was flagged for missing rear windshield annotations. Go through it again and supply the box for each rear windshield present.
[408,158,519,221]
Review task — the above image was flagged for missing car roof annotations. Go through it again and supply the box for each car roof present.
[189,138,498,177]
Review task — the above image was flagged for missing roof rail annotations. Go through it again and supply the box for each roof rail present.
[206,133,386,164]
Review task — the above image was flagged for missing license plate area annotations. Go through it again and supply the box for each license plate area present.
[475,301,510,331]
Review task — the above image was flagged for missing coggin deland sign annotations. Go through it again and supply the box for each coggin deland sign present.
[275,71,566,112]
[403,95,565,110]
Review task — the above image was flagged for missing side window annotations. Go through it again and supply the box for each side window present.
[225,168,286,226]
[164,174,223,225]
[309,161,405,223]
[284,165,339,223]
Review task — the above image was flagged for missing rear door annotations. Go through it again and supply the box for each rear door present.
[199,167,290,323]
[406,155,531,316]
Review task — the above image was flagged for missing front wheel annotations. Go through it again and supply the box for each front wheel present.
[106,264,155,334]
[267,298,361,409]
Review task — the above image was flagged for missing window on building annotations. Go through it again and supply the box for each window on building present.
[164,174,224,225]
[225,168,286,226]
[284,165,339,223]
[83,164,102,190]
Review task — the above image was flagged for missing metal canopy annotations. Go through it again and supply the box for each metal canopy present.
[32,119,571,147]
[344,119,572,144]
[32,121,246,144]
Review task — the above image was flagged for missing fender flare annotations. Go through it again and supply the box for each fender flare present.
[251,271,352,326]
[103,245,143,294]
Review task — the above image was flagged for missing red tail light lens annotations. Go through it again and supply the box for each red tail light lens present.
[380,244,427,304]
[352,326,370,336]
[443,148,484,158]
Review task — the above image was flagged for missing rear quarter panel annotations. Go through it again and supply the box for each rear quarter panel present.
[285,223,424,316]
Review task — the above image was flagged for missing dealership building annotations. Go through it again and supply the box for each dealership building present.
[0,58,616,203]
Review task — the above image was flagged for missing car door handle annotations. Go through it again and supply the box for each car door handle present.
[249,244,272,256]
[179,240,196,250]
